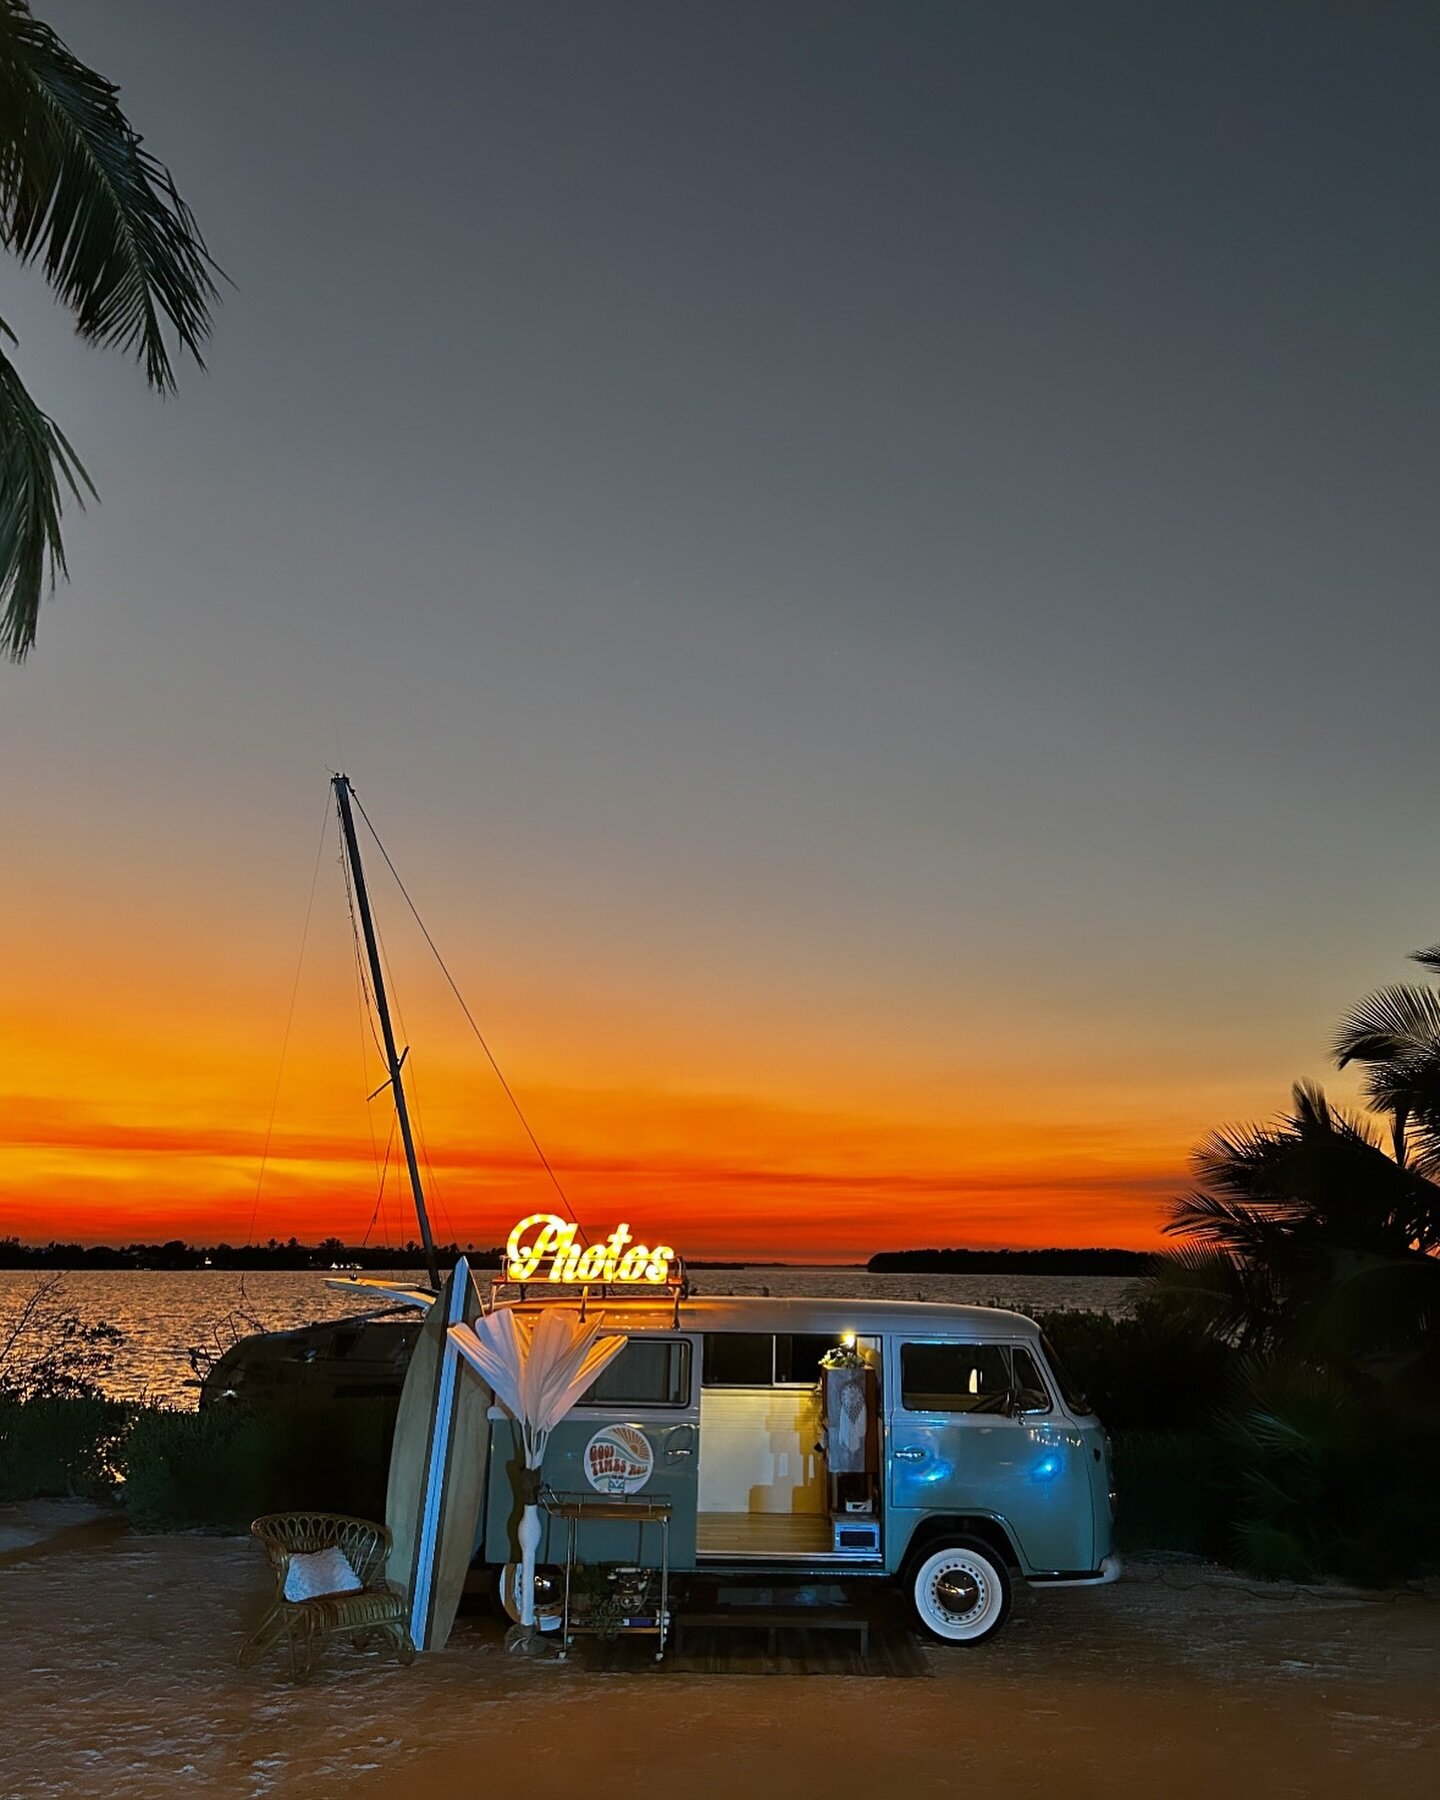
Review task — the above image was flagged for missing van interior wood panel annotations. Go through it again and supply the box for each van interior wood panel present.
[697,1387,826,1515]
[695,1512,833,1558]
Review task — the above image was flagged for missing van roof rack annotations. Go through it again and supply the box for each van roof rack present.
[492,1257,690,1327]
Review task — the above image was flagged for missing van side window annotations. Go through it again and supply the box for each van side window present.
[578,1338,691,1408]
[901,1342,1012,1414]
[774,1333,832,1384]
[1010,1346,1052,1412]
[703,1333,838,1386]
[703,1333,773,1386]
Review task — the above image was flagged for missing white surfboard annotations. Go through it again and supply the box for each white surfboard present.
[386,1258,491,1652]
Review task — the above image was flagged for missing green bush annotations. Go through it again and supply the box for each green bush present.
[1110,1428,1225,1559]
[1101,1362,1440,1583]
[122,1400,396,1533]
[1216,1358,1440,1585]
[0,1396,132,1500]
[1036,1304,1237,1432]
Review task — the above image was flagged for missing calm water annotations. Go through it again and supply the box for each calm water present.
[0,1268,1136,1408]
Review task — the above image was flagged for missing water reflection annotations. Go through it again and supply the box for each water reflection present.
[0,1268,1134,1408]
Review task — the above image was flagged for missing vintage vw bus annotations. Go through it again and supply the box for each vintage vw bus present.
[477,1288,1118,1645]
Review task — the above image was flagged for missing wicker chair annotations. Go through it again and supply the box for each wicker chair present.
[238,1512,416,1682]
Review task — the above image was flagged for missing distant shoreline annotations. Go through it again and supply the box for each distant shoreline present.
[867,1248,1154,1276]
[1,1237,1154,1274]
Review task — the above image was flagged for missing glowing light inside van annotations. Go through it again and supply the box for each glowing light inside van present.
[505,1213,676,1285]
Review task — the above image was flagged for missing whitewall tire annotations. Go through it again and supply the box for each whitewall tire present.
[497,1562,563,1629]
[908,1540,1011,1644]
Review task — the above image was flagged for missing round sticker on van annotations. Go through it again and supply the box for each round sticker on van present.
[583,1423,654,1494]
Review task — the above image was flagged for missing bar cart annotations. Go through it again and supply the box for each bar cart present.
[540,1486,673,1660]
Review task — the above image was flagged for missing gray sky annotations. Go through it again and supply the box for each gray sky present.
[5,2,1440,1250]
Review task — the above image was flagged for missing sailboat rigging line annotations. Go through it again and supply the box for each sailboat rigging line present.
[245,792,332,1248]
[333,774,442,1284]
[399,1055,460,1250]
[342,822,443,1245]
[350,790,581,1227]
[361,1112,397,1250]
[343,844,392,1244]
[339,839,388,1067]
[364,870,461,1252]
[341,801,459,1258]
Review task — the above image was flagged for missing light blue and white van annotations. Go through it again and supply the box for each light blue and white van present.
[480,1293,1118,1643]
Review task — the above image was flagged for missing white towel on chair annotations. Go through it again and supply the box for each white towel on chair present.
[283,1546,363,1602]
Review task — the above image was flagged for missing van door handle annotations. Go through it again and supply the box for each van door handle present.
[667,1446,693,1458]
[895,1447,926,1462]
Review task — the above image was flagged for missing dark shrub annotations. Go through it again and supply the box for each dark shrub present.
[1110,1429,1225,1559]
[1216,1358,1440,1585]
[1036,1301,1236,1431]
[0,1397,132,1500]
[1095,1354,1440,1582]
[123,1401,396,1533]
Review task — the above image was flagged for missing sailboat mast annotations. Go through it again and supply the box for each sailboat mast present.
[332,773,440,1289]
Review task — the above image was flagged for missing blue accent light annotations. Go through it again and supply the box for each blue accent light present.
[1031,1452,1063,1482]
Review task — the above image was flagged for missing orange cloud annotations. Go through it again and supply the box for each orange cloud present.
[0,1079,1180,1258]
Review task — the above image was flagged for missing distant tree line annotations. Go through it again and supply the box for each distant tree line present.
[2,1236,1163,1274]
[0,1238,506,1271]
[1,1237,1152,1273]
[867,1247,1155,1275]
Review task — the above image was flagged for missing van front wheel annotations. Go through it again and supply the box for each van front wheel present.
[908,1540,1010,1644]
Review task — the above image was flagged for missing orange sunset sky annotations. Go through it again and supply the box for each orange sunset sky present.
[6,6,1439,1261]
[1,764,1408,1262]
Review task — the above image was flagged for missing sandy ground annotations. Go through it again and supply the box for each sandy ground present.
[0,1501,1436,1800]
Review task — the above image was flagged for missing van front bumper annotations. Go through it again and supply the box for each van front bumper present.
[1026,1555,1122,1589]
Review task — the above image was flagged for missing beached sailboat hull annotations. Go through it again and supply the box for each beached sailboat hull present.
[197,1312,420,1409]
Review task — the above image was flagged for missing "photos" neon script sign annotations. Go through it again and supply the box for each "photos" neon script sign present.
[504,1214,677,1285]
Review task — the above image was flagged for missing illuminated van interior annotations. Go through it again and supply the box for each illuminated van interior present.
[696,1332,880,1559]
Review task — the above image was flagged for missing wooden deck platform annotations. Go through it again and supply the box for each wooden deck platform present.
[695,1512,833,1558]
[673,1606,870,1656]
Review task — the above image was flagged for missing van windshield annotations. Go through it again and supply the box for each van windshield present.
[1039,1335,1091,1414]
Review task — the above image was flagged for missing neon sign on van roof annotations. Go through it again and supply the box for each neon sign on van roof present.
[505,1214,678,1286]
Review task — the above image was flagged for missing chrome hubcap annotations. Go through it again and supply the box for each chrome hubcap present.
[935,1570,981,1616]
[921,1553,997,1635]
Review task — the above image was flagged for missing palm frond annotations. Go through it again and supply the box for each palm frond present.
[1148,1245,1281,1350]
[1164,1188,1292,1249]
[0,328,92,659]
[1190,1120,1316,1206]
[1410,944,1440,975]
[0,1,218,392]
[1306,1251,1440,1381]
[1361,1061,1440,1130]
[1333,984,1440,1068]
[1173,1081,1440,1272]
[1226,1355,1361,1458]
[1400,1119,1440,1215]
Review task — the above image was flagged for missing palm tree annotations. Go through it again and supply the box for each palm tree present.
[1333,945,1440,1171]
[1161,1081,1440,1386]
[0,1,217,661]
[1157,998,1440,1582]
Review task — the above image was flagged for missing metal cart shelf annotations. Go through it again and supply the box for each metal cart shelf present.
[540,1487,672,1660]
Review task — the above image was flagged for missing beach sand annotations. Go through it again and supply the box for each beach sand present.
[1,1500,1435,1800]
